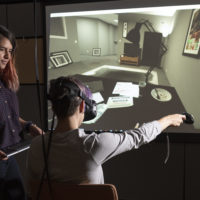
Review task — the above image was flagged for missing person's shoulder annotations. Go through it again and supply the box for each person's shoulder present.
[83,131,118,147]
[77,128,92,138]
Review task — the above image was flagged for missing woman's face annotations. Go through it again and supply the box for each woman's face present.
[0,36,13,71]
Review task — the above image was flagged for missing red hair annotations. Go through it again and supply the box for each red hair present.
[0,25,19,92]
[2,55,19,92]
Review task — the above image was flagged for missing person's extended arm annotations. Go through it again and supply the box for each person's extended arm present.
[158,114,186,131]
[19,117,43,136]
[84,114,186,165]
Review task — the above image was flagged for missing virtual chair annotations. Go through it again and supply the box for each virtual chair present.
[29,180,119,200]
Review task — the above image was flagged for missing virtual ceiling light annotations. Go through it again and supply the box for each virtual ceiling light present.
[50,4,200,18]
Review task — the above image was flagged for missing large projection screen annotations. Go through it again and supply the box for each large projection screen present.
[45,0,200,134]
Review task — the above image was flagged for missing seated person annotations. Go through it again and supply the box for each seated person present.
[27,76,185,184]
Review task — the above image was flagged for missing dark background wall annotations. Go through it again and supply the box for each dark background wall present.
[0,0,200,200]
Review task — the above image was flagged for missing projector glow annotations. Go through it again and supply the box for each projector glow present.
[50,4,200,18]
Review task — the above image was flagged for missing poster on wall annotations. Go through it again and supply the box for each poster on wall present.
[50,51,72,68]
[183,9,200,57]
[92,48,101,56]
[122,22,128,38]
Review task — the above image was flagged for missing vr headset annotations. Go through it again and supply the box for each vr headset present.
[78,89,97,121]
[49,79,97,121]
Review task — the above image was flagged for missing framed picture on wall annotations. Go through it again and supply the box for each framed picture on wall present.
[92,48,101,56]
[183,9,200,58]
[122,22,128,38]
[50,51,72,68]
[50,17,68,39]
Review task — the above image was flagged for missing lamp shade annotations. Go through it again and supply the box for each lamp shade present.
[126,23,142,47]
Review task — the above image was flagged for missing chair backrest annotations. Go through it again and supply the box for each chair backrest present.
[30,180,118,200]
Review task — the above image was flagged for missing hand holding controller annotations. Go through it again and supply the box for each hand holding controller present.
[182,112,194,124]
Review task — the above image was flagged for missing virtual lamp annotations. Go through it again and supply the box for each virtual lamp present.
[125,19,168,83]
[126,19,168,61]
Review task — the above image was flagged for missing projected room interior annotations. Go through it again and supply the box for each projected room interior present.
[48,11,171,85]
[47,6,200,131]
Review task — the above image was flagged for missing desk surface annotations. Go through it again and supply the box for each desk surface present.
[74,74,199,135]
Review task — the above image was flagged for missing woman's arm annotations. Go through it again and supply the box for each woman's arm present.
[19,117,43,136]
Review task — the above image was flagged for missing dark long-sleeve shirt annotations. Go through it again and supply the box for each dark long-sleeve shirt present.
[0,79,22,148]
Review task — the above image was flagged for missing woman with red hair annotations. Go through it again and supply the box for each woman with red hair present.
[0,25,42,199]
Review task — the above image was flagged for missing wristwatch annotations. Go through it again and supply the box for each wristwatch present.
[24,121,33,132]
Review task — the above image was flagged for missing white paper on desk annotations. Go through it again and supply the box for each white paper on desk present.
[112,82,139,98]
[92,92,104,103]
[107,96,133,108]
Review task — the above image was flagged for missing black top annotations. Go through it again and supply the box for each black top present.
[0,79,22,148]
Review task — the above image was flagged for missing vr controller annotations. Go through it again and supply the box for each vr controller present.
[183,112,194,124]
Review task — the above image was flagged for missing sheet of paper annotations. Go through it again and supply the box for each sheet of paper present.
[112,82,139,98]
[107,96,133,108]
[92,92,104,103]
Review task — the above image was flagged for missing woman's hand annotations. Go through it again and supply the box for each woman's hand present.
[0,150,8,160]
[29,124,44,136]
[19,117,44,136]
